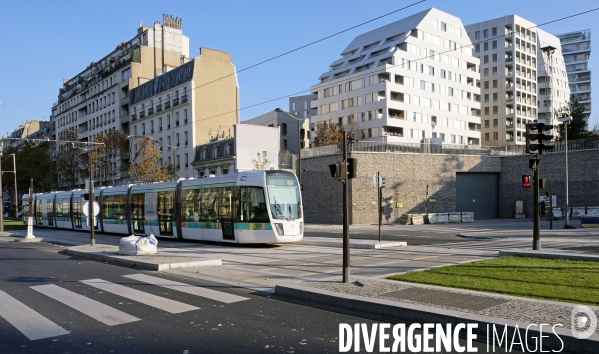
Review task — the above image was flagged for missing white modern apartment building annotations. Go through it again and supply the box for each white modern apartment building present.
[50,15,190,186]
[310,8,482,146]
[465,16,569,145]
[537,29,571,126]
[558,30,591,121]
[129,47,240,180]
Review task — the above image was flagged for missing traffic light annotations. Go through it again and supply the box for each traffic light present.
[522,175,531,188]
[82,193,90,200]
[347,158,357,179]
[540,201,546,215]
[526,123,554,155]
[329,163,346,181]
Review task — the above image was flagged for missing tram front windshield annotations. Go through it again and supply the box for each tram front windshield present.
[266,172,302,220]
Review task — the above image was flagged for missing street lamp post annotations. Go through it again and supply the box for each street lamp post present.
[274,108,306,184]
[558,115,572,228]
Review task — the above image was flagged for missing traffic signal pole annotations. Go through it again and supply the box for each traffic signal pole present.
[342,133,350,283]
[533,155,540,250]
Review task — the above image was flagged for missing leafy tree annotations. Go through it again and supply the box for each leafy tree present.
[556,96,590,141]
[252,151,271,170]
[313,121,344,147]
[128,137,170,183]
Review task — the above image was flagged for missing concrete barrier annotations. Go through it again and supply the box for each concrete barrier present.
[448,212,461,223]
[552,208,563,218]
[400,214,412,225]
[411,214,425,225]
[436,213,449,223]
[586,207,599,216]
[572,207,586,218]
[461,212,474,222]
[425,213,438,224]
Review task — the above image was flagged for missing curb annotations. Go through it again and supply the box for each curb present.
[499,249,599,262]
[274,284,599,354]
[66,248,222,271]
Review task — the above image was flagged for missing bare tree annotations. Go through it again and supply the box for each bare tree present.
[252,151,271,170]
[90,130,129,186]
[53,128,82,190]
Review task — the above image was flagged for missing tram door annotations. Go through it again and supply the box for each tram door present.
[157,191,174,236]
[219,187,236,240]
[131,193,145,233]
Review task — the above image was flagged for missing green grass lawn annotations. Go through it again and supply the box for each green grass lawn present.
[2,220,27,231]
[387,256,599,305]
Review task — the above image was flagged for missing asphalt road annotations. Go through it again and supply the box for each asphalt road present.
[0,241,524,354]
[304,219,584,245]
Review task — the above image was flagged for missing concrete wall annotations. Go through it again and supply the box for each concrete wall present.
[301,149,599,224]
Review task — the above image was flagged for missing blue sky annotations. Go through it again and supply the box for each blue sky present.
[0,0,596,137]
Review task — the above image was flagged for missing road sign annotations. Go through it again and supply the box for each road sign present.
[372,173,383,188]
[82,201,100,217]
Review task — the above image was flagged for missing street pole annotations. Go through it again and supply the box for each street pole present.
[342,133,350,283]
[25,179,34,239]
[533,154,540,250]
[89,153,95,246]
[12,154,17,219]
[378,171,381,242]
[298,119,302,185]
[0,152,4,233]
[565,121,570,228]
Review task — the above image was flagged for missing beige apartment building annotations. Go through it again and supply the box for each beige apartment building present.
[50,15,190,187]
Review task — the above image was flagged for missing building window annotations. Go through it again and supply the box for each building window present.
[282,123,287,135]
[484,81,489,90]
[492,27,497,36]
[492,41,497,50]
[484,42,488,51]
[484,55,489,64]
[483,29,488,38]
[492,53,497,62]
[485,107,490,115]
[475,31,480,40]
[484,68,489,77]
[485,120,489,128]
[283,139,288,149]
[485,133,489,141]
[484,94,489,102]
[493,132,498,140]
[440,22,447,31]
[493,106,498,114]
[475,44,480,53]
[492,66,497,75]
[493,80,497,88]
[493,93,498,101]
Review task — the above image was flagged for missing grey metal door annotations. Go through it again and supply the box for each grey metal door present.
[456,172,499,220]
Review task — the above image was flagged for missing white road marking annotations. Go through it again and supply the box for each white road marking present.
[0,290,69,340]
[80,279,199,314]
[123,274,249,304]
[30,284,140,326]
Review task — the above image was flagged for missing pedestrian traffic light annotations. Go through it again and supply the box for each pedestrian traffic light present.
[540,201,546,215]
[347,158,357,179]
[522,175,531,188]
[526,123,554,155]
[82,193,90,200]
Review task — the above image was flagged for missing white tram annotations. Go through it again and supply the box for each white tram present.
[31,170,303,244]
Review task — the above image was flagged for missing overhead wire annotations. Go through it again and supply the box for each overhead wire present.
[183,7,599,125]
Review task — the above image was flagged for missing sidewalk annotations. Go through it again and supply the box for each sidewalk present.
[2,228,598,352]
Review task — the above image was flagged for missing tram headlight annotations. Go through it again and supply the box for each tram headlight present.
[275,223,284,235]
[299,222,303,234]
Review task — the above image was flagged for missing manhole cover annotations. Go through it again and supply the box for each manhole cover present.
[381,287,509,311]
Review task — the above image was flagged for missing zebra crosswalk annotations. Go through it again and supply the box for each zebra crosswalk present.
[0,273,249,341]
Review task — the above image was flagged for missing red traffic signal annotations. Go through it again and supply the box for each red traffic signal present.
[522,175,531,188]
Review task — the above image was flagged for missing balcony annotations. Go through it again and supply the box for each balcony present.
[164,101,171,109]
[156,104,162,113]
[131,113,137,121]
[181,95,188,103]
[148,107,154,115]
[176,120,180,127]
[139,111,145,119]
[388,109,405,119]
[121,97,129,106]
[172,97,179,107]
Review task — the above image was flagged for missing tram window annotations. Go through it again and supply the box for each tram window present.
[102,195,114,219]
[181,189,201,221]
[56,198,69,218]
[131,193,144,220]
[201,188,218,222]
[239,187,269,223]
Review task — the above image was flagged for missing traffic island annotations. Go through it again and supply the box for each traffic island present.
[66,245,222,271]
[298,237,406,249]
